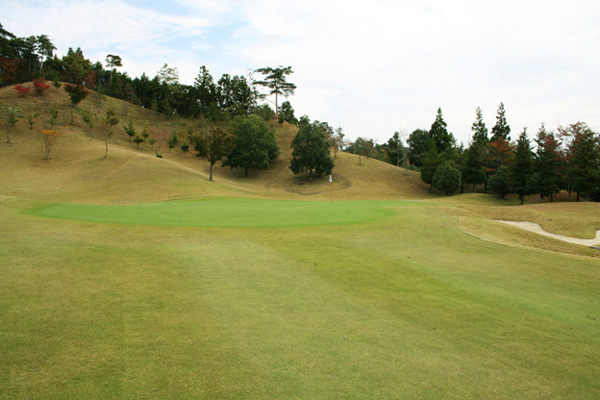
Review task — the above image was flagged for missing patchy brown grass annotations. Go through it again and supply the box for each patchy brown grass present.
[1,84,430,203]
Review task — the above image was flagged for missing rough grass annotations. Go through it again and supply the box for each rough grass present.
[1,85,600,399]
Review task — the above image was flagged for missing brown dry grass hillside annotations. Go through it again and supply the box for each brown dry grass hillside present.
[0,83,429,204]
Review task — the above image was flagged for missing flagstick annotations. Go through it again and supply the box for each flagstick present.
[329,174,333,205]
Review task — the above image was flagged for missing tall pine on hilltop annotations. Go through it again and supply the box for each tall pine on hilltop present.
[491,102,511,141]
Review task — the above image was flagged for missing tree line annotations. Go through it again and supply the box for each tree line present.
[1,23,336,181]
[346,104,600,202]
[0,23,301,123]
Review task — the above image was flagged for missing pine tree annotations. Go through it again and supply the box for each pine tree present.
[532,124,562,202]
[420,139,442,191]
[254,66,296,121]
[429,107,454,154]
[462,145,487,192]
[471,106,489,147]
[491,102,511,141]
[559,122,600,201]
[511,128,532,205]
[462,107,488,191]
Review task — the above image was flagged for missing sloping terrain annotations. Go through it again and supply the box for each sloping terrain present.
[0,84,429,204]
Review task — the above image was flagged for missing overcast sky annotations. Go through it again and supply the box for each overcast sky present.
[3,0,599,144]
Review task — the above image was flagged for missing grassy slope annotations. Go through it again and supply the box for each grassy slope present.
[0,84,429,204]
[1,84,600,399]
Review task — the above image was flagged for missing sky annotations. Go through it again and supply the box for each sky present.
[2,0,600,144]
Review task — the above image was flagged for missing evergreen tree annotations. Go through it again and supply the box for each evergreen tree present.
[429,107,454,154]
[511,128,533,205]
[462,107,489,191]
[420,139,442,191]
[471,106,489,147]
[462,145,487,192]
[278,101,297,124]
[194,66,218,119]
[289,119,334,179]
[532,124,562,202]
[254,66,296,120]
[491,102,511,141]
[559,122,600,201]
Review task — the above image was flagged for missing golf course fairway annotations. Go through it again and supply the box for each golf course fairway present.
[26,198,428,228]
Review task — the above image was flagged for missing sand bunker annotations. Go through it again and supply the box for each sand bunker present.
[497,220,600,247]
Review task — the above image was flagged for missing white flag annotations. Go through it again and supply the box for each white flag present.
[329,175,332,183]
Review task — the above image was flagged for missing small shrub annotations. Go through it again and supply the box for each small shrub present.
[14,85,31,97]
[27,113,39,130]
[168,133,179,149]
[123,120,136,139]
[133,135,145,149]
[64,84,89,108]
[32,79,50,96]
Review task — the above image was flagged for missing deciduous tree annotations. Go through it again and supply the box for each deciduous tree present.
[223,115,279,176]
[488,165,511,198]
[32,78,50,95]
[64,83,89,108]
[2,106,22,144]
[328,127,346,160]
[289,119,334,179]
[40,128,60,160]
[103,108,119,158]
[192,125,233,181]
[407,128,430,167]
[14,84,31,96]
[433,161,461,195]
[351,137,376,165]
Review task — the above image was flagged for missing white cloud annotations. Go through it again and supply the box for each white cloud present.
[3,0,599,143]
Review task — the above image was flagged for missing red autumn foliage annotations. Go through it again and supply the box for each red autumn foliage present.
[484,138,514,173]
[84,71,97,89]
[32,78,51,96]
[14,84,31,96]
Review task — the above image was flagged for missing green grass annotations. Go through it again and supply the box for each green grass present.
[2,197,599,399]
[2,85,600,399]
[26,198,427,228]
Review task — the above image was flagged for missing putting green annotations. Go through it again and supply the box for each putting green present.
[26,198,427,228]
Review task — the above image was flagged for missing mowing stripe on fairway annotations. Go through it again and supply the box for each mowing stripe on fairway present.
[25,198,427,228]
